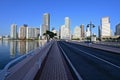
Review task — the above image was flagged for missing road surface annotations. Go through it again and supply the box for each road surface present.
[58,41,120,80]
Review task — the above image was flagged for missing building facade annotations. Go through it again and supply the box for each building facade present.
[19,24,27,39]
[73,26,81,39]
[98,26,101,38]
[115,23,120,35]
[101,17,111,37]
[26,27,35,39]
[80,24,85,39]
[60,17,71,40]
[65,17,70,28]
[60,25,66,39]
[85,27,90,37]
[65,17,71,39]
[41,13,50,36]
[11,24,17,39]
[35,28,40,38]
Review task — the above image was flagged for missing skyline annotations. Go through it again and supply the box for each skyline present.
[0,0,120,36]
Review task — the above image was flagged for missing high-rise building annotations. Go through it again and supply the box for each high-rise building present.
[60,25,66,39]
[65,17,71,39]
[35,28,40,38]
[73,26,81,39]
[115,23,120,35]
[101,17,111,37]
[26,27,35,39]
[41,13,50,36]
[19,24,27,39]
[60,25,70,40]
[98,26,101,38]
[80,24,85,38]
[41,24,47,36]
[10,24,17,39]
[85,27,90,37]
[65,17,70,28]
[60,17,71,40]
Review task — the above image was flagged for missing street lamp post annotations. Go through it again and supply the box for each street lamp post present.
[87,21,95,42]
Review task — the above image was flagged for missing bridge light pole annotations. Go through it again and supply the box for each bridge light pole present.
[87,21,95,42]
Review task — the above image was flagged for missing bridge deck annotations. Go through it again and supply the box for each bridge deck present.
[34,41,73,80]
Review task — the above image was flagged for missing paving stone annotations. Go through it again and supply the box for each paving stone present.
[38,42,69,80]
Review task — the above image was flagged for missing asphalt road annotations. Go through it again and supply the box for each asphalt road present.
[58,41,120,80]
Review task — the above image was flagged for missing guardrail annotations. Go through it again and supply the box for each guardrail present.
[0,47,39,80]
[0,41,53,80]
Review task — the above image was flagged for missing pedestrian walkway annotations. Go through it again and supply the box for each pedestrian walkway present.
[3,41,52,80]
[76,42,120,54]
[34,41,73,80]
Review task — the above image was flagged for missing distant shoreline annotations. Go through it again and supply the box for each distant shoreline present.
[0,39,47,42]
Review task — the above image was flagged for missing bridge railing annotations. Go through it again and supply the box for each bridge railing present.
[0,49,35,80]
[0,41,53,80]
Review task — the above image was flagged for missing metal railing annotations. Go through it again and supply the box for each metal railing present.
[0,47,39,80]
[0,43,52,80]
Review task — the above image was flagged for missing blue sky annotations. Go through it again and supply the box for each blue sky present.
[0,0,120,36]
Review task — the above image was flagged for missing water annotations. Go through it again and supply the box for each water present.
[0,40,46,70]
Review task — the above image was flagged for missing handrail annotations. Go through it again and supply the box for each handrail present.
[0,47,40,80]
[0,41,49,80]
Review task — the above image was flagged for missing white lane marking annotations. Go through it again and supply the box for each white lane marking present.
[64,42,120,69]
[58,42,83,80]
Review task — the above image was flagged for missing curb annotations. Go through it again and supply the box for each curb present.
[58,42,83,80]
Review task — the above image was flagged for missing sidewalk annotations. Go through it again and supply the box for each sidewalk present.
[77,42,120,54]
[34,41,73,80]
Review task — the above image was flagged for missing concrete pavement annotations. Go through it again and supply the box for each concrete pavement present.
[34,41,73,80]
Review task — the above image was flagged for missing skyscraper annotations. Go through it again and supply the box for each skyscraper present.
[115,23,120,35]
[60,17,71,40]
[73,26,81,39]
[65,17,71,39]
[19,24,27,39]
[98,26,100,37]
[26,27,35,39]
[41,13,50,36]
[34,28,40,38]
[60,25,66,39]
[80,24,85,38]
[85,27,90,37]
[11,24,17,39]
[65,17,70,28]
[101,17,111,37]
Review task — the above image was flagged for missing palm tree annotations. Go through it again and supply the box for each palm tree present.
[43,30,57,42]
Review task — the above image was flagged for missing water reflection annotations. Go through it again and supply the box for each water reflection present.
[10,40,46,55]
[4,40,9,47]
[10,41,17,58]
[0,40,3,46]
[26,41,34,53]
[18,41,26,54]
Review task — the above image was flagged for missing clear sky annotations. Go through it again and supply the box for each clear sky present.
[0,0,120,36]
